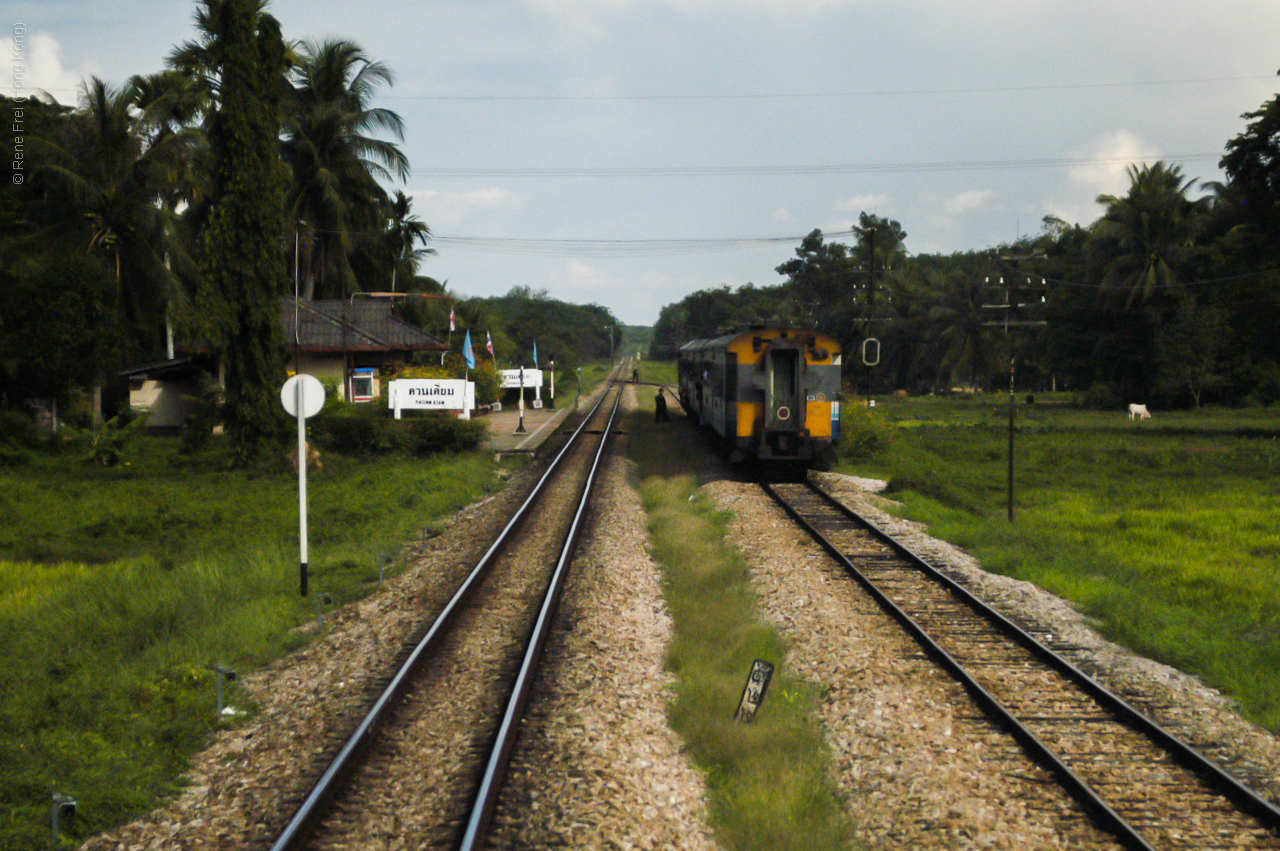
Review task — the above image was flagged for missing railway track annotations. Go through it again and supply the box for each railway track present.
[268,378,624,851]
[765,478,1280,851]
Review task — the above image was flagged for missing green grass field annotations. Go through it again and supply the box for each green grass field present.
[0,436,512,849]
[836,394,1280,730]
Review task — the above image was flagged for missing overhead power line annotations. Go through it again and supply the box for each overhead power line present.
[383,74,1277,102]
[430,235,810,257]
[412,153,1223,179]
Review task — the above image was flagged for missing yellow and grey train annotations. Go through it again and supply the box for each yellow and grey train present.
[677,328,842,471]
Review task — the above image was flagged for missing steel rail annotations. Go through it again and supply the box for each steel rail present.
[800,476,1280,833]
[458,382,625,851]
[268,379,621,851]
[763,481,1157,851]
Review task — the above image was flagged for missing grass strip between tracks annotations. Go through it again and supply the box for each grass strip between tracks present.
[629,395,856,851]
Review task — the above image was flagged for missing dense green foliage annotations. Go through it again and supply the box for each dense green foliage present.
[835,397,1280,730]
[0,436,512,849]
[308,405,486,455]
[1,0,451,438]
[198,0,290,460]
[396,286,624,394]
[629,402,855,850]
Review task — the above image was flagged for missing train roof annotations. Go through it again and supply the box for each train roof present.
[678,327,838,354]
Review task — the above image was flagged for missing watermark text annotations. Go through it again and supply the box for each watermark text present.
[11,23,27,184]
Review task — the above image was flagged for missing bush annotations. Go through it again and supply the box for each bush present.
[839,404,893,461]
[0,409,39,448]
[310,413,408,455]
[410,414,486,454]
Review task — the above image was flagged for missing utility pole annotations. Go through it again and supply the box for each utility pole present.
[983,256,1047,522]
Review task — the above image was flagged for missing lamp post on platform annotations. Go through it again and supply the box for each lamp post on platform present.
[515,365,527,434]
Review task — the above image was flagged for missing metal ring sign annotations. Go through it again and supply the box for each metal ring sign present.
[861,337,881,367]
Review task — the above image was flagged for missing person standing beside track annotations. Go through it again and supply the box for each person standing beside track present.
[654,388,669,423]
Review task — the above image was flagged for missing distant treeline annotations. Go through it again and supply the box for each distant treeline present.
[652,93,1280,409]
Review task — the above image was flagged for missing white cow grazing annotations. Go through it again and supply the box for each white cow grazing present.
[1128,403,1151,420]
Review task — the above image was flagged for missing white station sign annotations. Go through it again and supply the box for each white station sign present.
[388,379,474,417]
[499,368,543,389]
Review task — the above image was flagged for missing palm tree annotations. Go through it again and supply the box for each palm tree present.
[1087,162,1209,310]
[32,77,197,345]
[384,190,435,291]
[917,268,997,391]
[283,38,409,298]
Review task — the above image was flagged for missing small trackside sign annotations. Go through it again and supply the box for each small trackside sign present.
[734,659,775,723]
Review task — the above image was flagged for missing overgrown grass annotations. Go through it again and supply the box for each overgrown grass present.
[836,396,1280,729]
[0,436,514,849]
[629,397,855,850]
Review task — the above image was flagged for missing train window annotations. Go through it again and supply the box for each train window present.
[725,353,738,401]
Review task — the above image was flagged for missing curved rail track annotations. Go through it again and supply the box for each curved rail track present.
[269,377,624,851]
[765,478,1280,851]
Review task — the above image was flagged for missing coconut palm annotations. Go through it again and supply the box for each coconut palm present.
[283,38,409,298]
[32,77,198,346]
[917,268,998,391]
[1087,162,1210,310]
[384,190,434,291]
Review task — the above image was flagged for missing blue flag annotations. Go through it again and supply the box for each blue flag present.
[462,329,476,370]
[532,339,538,368]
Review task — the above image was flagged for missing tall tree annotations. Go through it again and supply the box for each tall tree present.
[384,190,434,291]
[32,77,196,353]
[1221,94,1280,260]
[852,212,907,308]
[197,0,290,461]
[283,38,408,298]
[775,229,857,330]
[1087,162,1209,310]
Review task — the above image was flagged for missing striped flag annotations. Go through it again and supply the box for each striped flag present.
[486,331,495,358]
[449,306,455,332]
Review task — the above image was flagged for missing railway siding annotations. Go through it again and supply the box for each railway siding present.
[809,472,1280,810]
[707,478,1124,849]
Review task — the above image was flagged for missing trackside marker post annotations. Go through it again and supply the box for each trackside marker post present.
[281,374,325,596]
[734,659,775,723]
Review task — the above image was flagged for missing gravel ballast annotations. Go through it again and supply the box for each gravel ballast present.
[489,386,719,850]
[707,471,1280,849]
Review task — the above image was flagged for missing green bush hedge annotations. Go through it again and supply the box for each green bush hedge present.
[310,410,485,456]
[410,415,486,454]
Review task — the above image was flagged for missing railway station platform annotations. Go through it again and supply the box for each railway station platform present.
[478,400,576,454]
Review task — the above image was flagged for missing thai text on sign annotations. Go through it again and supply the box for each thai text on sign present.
[388,379,473,411]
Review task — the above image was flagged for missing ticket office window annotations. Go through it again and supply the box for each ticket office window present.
[351,368,376,402]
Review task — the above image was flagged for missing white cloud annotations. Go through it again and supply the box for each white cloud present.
[1,32,88,104]
[835,193,891,213]
[1042,130,1163,226]
[553,259,614,293]
[409,187,527,228]
[1069,130,1162,199]
[943,189,996,215]
[771,207,792,223]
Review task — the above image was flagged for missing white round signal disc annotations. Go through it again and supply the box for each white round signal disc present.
[281,374,326,419]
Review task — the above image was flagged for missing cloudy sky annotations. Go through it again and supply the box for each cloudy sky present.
[7,1,1280,323]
